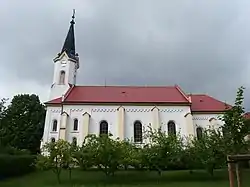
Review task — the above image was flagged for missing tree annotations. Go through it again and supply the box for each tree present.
[0,98,8,146]
[190,128,226,176]
[143,127,185,175]
[74,135,96,170]
[0,94,45,153]
[36,140,73,183]
[0,98,7,119]
[94,134,122,176]
[81,134,122,176]
[220,86,249,154]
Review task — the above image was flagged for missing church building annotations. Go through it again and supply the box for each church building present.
[41,14,229,147]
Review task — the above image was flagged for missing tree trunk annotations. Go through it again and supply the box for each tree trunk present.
[56,170,61,184]
[69,168,72,181]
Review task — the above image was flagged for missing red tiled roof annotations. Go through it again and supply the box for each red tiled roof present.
[45,86,230,113]
[67,85,190,103]
[47,97,62,104]
[46,85,190,104]
[244,112,250,120]
[189,94,230,112]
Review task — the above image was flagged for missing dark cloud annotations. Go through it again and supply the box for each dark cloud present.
[0,0,250,109]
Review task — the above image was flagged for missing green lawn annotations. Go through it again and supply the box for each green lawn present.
[0,169,250,187]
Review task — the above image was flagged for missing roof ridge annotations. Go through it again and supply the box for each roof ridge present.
[188,94,207,96]
[175,85,191,103]
[63,85,75,101]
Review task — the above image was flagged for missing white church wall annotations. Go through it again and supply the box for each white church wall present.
[159,106,191,136]
[192,113,224,136]
[43,104,194,145]
[41,106,61,147]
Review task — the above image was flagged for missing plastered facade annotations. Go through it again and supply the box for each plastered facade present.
[41,104,224,146]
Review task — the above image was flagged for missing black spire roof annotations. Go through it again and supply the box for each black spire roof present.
[61,10,76,59]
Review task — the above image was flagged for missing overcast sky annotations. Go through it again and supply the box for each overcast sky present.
[0,0,250,110]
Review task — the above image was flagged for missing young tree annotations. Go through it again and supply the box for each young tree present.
[96,134,123,176]
[143,127,185,175]
[190,128,226,176]
[0,94,45,153]
[36,140,74,183]
[220,86,249,154]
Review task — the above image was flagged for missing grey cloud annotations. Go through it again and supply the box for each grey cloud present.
[0,0,250,109]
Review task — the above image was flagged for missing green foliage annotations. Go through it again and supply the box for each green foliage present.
[0,154,35,178]
[118,140,143,170]
[143,127,186,174]
[0,98,8,146]
[220,86,249,154]
[0,145,30,155]
[74,136,96,170]
[189,128,226,176]
[0,94,45,153]
[0,98,7,119]
[36,140,75,183]
[86,134,122,176]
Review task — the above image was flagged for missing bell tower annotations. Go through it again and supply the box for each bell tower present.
[49,10,79,100]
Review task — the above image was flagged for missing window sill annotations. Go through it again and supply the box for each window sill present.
[50,131,58,134]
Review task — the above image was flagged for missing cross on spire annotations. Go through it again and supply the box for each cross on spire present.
[61,9,76,59]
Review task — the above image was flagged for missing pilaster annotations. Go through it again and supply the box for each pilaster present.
[185,113,195,137]
[117,106,125,140]
[82,112,90,141]
[151,106,160,131]
[59,112,68,140]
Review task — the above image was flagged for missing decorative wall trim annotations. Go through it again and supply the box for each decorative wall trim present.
[193,116,219,120]
[70,109,84,112]
[193,116,209,120]
[159,109,184,113]
[92,108,117,112]
[50,109,61,113]
[125,108,151,112]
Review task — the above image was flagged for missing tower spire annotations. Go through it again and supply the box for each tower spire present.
[61,9,76,59]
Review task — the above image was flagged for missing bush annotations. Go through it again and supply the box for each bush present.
[0,145,31,155]
[0,154,35,179]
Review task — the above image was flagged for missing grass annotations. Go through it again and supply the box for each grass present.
[0,169,250,187]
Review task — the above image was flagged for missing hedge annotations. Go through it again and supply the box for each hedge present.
[0,154,36,179]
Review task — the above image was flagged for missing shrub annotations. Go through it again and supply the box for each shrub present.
[0,154,35,179]
[0,145,31,155]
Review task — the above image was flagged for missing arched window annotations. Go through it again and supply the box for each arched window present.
[167,121,176,135]
[134,121,143,143]
[99,120,108,135]
[72,137,77,146]
[52,120,57,131]
[59,70,65,84]
[196,127,203,140]
[73,119,78,131]
[51,137,55,143]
